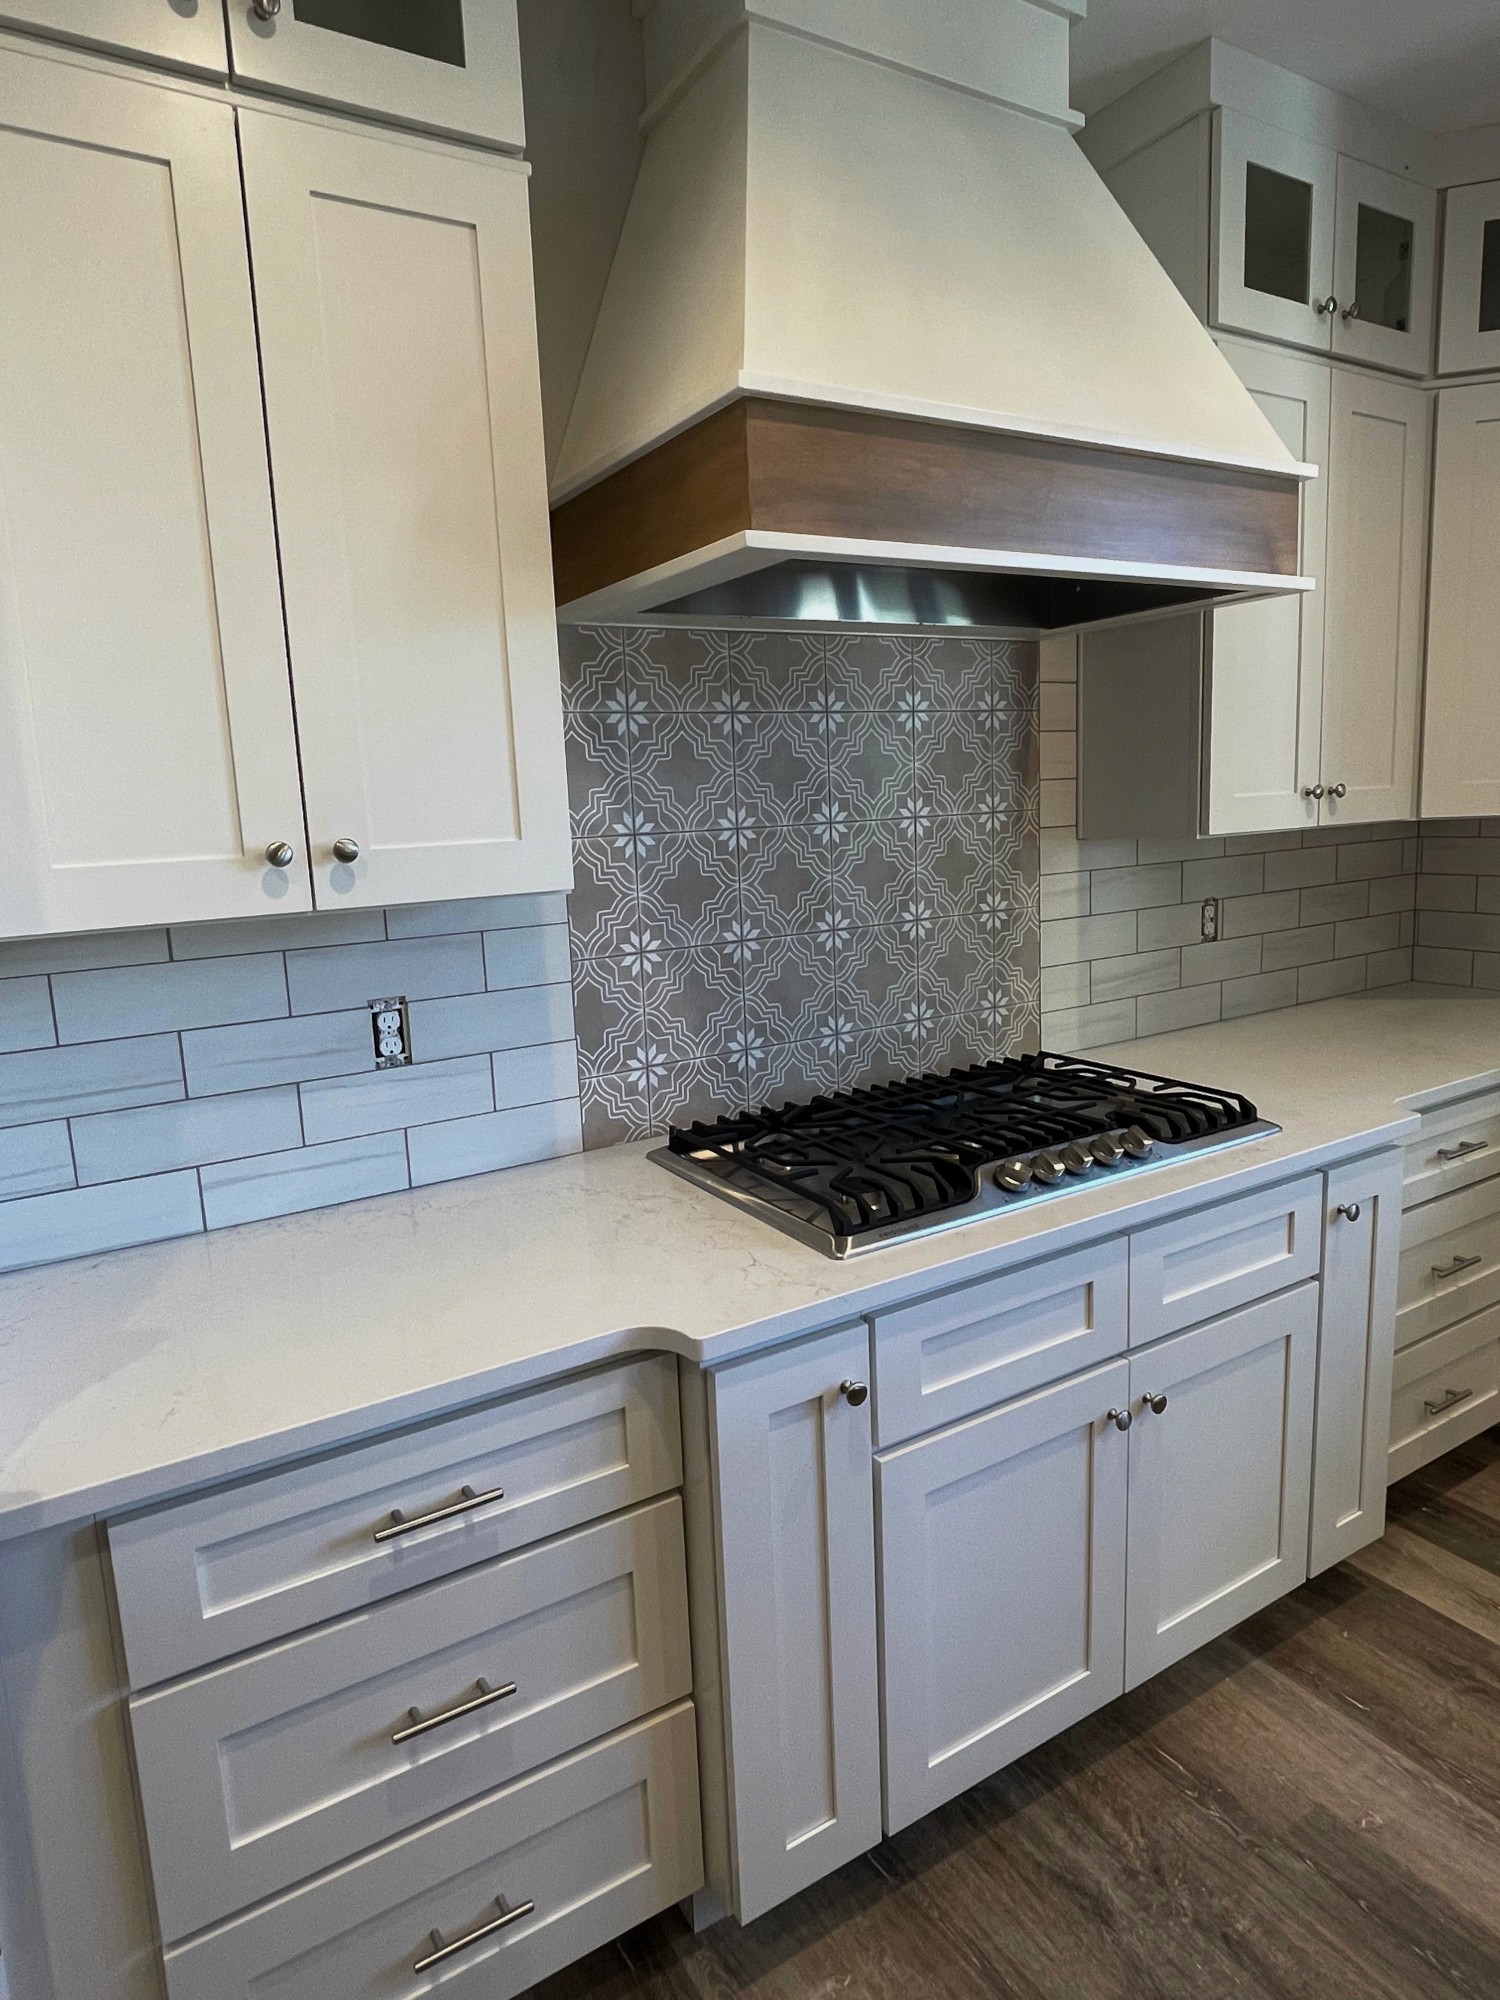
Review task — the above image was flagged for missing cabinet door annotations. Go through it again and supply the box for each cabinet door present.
[708,1326,881,1923]
[1331,155,1436,376]
[1213,110,1336,350]
[225,0,523,150]
[1438,179,1500,376]
[1311,1155,1401,1574]
[1124,1284,1317,1689]
[238,109,571,911]
[1205,342,1330,835]
[1318,370,1430,825]
[0,0,225,71]
[0,48,308,938]
[877,1360,1128,1835]
[1420,382,1500,819]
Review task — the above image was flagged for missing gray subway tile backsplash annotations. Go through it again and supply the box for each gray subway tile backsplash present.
[0,1172,203,1271]
[0,975,55,1054]
[0,1121,75,1201]
[407,985,576,1063]
[52,953,290,1043]
[406,1099,584,1187]
[492,1040,580,1110]
[71,1088,303,1186]
[201,1133,410,1231]
[299,1055,494,1145]
[0,1035,183,1128]
[285,933,486,1015]
[182,1010,375,1098]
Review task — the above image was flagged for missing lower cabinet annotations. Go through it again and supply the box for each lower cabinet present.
[707,1323,882,1922]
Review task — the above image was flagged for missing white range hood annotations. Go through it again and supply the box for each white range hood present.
[550,0,1312,633]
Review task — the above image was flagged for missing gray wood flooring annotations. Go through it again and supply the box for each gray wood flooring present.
[536,1431,1500,1999]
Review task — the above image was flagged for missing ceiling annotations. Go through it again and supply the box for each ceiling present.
[1070,0,1500,132]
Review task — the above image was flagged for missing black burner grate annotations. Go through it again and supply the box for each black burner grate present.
[665,1052,1262,1246]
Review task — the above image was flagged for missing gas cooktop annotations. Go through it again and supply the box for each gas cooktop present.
[652,1051,1280,1258]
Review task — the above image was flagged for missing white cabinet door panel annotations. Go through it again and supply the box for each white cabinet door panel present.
[709,1326,881,1923]
[1438,179,1500,377]
[1213,110,1336,350]
[0,1,225,71]
[225,0,524,150]
[238,108,571,911]
[1206,342,1329,834]
[1420,383,1500,819]
[1319,370,1430,826]
[1331,155,1436,377]
[1310,1155,1400,1575]
[1125,1283,1316,1688]
[0,49,307,936]
[877,1360,1128,1834]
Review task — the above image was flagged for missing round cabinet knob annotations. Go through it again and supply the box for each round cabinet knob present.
[1329,783,1348,800]
[1302,785,1325,800]
[1341,301,1362,322]
[1315,294,1339,316]
[839,1379,869,1408]
[264,841,295,869]
[1336,1201,1363,1223]
[1106,1407,1133,1432]
[252,0,282,19]
[331,837,362,865]
[1143,1392,1169,1416]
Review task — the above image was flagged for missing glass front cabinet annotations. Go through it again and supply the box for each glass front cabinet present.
[225,0,524,149]
[1439,180,1500,376]
[1214,110,1436,375]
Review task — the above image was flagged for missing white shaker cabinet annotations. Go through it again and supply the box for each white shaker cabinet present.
[225,0,524,150]
[1420,382,1500,819]
[1124,1284,1317,1687]
[1438,179,1500,376]
[707,1326,882,1923]
[239,111,570,909]
[0,48,308,937]
[0,1,225,72]
[1318,368,1431,825]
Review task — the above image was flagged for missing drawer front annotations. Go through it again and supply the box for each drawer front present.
[1129,1176,1322,1344]
[109,1357,682,1686]
[871,1239,1128,1445]
[1404,1090,1500,1207]
[1388,1309,1500,1483]
[131,1497,692,1941]
[1396,1177,1500,1350]
[162,1702,702,2000]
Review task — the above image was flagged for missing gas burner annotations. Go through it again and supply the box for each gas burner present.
[652,1051,1279,1257]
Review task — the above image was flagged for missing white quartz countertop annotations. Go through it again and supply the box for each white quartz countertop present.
[5,988,1500,1541]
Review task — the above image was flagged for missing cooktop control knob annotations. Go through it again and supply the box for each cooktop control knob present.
[1060,1142,1094,1176]
[994,1157,1034,1194]
[1091,1133,1126,1167]
[1032,1150,1070,1186]
[1121,1126,1156,1160]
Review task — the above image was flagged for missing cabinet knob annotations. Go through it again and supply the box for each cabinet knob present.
[1314,294,1339,316]
[331,837,362,865]
[1329,783,1348,800]
[264,840,295,869]
[1143,1392,1168,1415]
[1341,301,1362,322]
[1105,1407,1132,1432]
[839,1379,869,1408]
[1335,1201,1362,1223]
[1302,785,1325,800]
[251,0,282,19]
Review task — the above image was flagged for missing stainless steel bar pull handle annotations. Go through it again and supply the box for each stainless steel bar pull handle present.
[413,1897,534,1975]
[1432,1254,1484,1282]
[1423,1387,1475,1417]
[1436,1139,1491,1162]
[374,1481,505,1544]
[392,1677,517,1746]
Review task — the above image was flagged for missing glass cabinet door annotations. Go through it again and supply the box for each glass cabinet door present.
[1439,180,1500,376]
[1214,110,1337,350]
[225,0,524,149]
[1332,155,1436,376]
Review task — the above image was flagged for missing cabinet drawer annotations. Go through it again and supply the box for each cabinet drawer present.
[1396,1178,1500,1350]
[1129,1176,1322,1343]
[161,1702,702,2000]
[1404,1090,1500,1207]
[109,1357,681,1686]
[1388,1309,1500,1483]
[871,1239,1128,1445]
[130,1497,691,1941]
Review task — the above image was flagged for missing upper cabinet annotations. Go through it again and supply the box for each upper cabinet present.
[0,46,307,937]
[224,0,524,149]
[1213,111,1436,375]
[1438,180,1500,376]
[0,0,226,73]
[0,40,570,939]
[1420,382,1500,818]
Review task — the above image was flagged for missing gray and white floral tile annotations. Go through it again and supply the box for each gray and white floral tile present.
[560,625,1041,1145]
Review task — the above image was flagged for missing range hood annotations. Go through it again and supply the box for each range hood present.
[550,0,1313,635]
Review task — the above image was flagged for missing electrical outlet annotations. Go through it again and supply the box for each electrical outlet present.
[370,997,412,1069]
[1200,898,1221,943]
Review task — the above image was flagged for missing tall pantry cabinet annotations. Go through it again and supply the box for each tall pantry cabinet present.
[0,19,571,941]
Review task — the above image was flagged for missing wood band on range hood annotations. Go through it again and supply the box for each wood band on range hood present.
[549,396,1304,613]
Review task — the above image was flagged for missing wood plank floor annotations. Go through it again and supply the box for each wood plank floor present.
[535,1432,1500,2000]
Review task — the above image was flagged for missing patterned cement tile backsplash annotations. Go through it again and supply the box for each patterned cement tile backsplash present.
[561,626,1042,1144]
